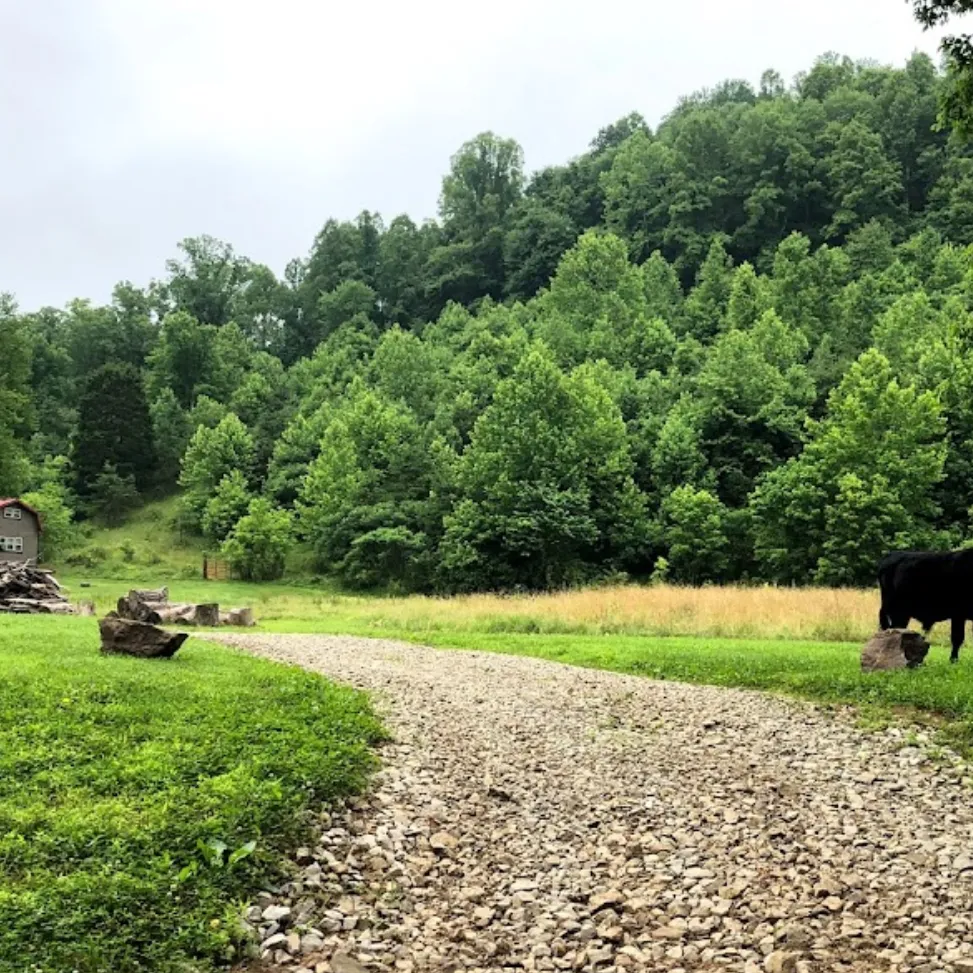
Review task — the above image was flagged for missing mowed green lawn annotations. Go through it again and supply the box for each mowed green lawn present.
[0,616,383,973]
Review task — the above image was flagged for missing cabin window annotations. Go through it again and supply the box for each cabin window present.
[2,508,21,520]
[0,537,23,553]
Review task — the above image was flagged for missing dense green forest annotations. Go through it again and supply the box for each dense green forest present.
[6,51,973,590]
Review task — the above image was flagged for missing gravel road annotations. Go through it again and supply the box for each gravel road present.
[211,633,973,973]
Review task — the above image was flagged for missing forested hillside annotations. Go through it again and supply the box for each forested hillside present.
[5,52,973,590]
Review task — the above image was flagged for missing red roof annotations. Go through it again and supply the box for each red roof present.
[0,498,42,531]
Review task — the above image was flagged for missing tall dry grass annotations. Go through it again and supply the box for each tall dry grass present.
[332,583,885,642]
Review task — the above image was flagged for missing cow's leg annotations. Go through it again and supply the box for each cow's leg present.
[951,617,965,664]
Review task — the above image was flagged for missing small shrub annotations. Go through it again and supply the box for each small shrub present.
[222,499,294,581]
[650,556,670,585]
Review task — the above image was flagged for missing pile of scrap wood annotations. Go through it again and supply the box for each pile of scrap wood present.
[0,561,74,614]
[114,587,254,627]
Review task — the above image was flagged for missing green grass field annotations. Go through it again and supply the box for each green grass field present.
[56,576,973,747]
[0,616,383,973]
[12,556,973,971]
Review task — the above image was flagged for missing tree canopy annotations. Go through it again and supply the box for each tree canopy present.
[7,50,973,587]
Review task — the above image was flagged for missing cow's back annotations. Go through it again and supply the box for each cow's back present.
[878,548,973,622]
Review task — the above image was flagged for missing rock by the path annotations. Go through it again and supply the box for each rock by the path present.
[99,616,188,658]
[330,953,367,973]
[861,628,929,670]
[209,632,973,973]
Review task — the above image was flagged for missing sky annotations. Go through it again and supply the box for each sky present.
[0,0,955,311]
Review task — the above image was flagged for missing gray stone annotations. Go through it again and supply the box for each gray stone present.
[331,953,367,973]
[861,629,929,671]
[262,905,292,924]
[98,616,188,659]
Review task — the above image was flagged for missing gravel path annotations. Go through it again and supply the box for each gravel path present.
[212,633,973,973]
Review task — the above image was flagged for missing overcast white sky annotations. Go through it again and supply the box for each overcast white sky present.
[0,0,954,311]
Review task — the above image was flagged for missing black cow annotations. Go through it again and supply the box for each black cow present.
[877,549,973,663]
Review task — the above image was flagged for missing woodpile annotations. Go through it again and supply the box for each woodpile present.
[0,561,74,614]
[115,588,254,627]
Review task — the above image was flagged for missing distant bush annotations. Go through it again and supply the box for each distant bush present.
[222,499,294,581]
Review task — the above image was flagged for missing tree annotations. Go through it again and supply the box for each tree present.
[503,200,579,301]
[911,0,973,136]
[85,463,140,526]
[179,413,255,529]
[297,385,452,590]
[602,131,677,266]
[366,326,447,422]
[204,322,253,403]
[316,281,377,344]
[72,363,156,496]
[376,215,439,326]
[162,235,253,327]
[63,295,155,380]
[230,263,288,351]
[439,349,648,590]
[431,133,525,302]
[150,390,193,487]
[221,498,293,581]
[820,120,905,241]
[750,349,946,583]
[661,486,729,584]
[23,307,75,460]
[650,396,712,498]
[815,473,910,585]
[20,461,74,563]
[440,133,525,237]
[202,470,252,545]
[725,262,772,331]
[0,295,32,496]
[694,310,813,506]
[266,406,332,507]
[534,231,674,373]
[146,311,216,409]
[682,238,734,341]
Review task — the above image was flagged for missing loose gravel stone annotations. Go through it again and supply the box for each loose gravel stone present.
[213,633,973,973]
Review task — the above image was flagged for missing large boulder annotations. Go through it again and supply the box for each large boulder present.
[99,616,189,659]
[861,629,929,671]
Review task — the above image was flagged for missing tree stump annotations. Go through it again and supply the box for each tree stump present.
[193,603,220,627]
[99,616,189,659]
[861,629,929,671]
[220,607,255,627]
